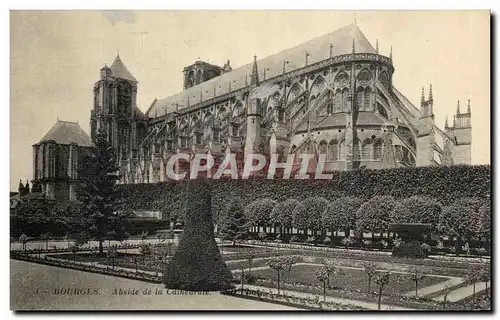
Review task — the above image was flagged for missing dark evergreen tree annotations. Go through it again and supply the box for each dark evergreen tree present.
[73,129,131,255]
[164,179,233,291]
[219,197,248,246]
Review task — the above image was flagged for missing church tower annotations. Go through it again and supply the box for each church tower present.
[90,53,140,161]
[244,55,261,159]
[449,99,472,164]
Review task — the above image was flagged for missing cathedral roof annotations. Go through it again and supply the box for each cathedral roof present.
[148,23,376,118]
[110,54,138,83]
[38,120,92,147]
[296,111,390,132]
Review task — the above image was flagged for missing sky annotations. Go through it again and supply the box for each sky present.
[10,10,490,191]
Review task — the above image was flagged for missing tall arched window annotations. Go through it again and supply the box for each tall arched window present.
[353,139,361,161]
[341,88,349,112]
[364,87,372,110]
[319,140,328,155]
[329,140,338,160]
[362,139,372,159]
[374,140,383,160]
[356,87,364,111]
[339,140,345,160]
[334,90,342,112]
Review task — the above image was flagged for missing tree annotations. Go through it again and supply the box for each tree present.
[408,267,426,298]
[323,197,363,237]
[219,197,248,246]
[107,247,117,270]
[139,231,148,245]
[316,269,329,302]
[164,180,233,291]
[439,198,489,253]
[478,264,491,301]
[391,196,442,232]
[40,232,51,251]
[268,257,286,295]
[466,265,482,306]
[244,198,276,233]
[283,256,301,282]
[356,196,396,234]
[299,197,329,236]
[270,199,298,235]
[70,243,80,264]
[247,249,257,276]
[362,261,377,294]
[74,129,133,255]
[139,243,152,263]
[19,234,28,251]
[374,271,392,310]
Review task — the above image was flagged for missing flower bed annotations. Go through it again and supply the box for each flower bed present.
[221,288,367,310]
[10,252,162,283]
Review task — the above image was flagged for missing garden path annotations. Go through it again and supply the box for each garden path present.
[242,284,415,310]
[432,282,489,303]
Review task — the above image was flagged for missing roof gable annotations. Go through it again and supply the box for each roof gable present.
[149,23,376,117]
[39,120,92,146]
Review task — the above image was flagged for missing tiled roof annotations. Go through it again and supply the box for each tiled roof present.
[110,55,138,83]
[39,120,92,146]
[148,23,376,118]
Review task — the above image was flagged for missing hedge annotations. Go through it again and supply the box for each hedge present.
[118,165,490,222]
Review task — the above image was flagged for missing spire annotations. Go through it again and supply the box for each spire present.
[116,50,120,58]
[352,38,356,54]
[250,55,259,86]
[453,114,456,127]
[389,45,393,60]
[421,87,425,103]
[456,100,460,114]
[445,115,449,128]
[467,99,471,113]
[428,83,433,101]
[376,39,379,54]
[329,43,333,58]
[18,179,23,190]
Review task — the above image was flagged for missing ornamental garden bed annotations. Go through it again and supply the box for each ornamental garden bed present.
[251,264,448,297]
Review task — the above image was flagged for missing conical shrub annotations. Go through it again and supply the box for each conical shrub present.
[164,179,233,291]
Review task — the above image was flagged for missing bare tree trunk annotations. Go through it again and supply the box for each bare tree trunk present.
[277,271,281,295]
[415,281,418,298]
[473,283,476,305]
[377,286,383,310]
[99,240,103,256]
[323,282,327,302]
[367,278,371,294]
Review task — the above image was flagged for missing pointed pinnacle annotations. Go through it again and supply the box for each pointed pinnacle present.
[390,45,393,60]
[467,99,471,113]
[428,83,433,101]
[352,38,356,54]
[445,115,449,128]
[376,39,379,54]
[421,87,425,103]
[457,100,460,114]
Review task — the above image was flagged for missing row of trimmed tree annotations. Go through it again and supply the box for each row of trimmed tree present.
[219,195,490,245]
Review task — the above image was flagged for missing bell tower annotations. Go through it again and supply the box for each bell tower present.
[90,53,139,160]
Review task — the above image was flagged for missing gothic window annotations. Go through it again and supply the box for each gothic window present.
[353,139,361,161]
[278,109,285,122]
[356,69,372,87]
[195,70,202,84]
[166,140,174,150]
[341,88,349,112]
[334,90,342,112]
[213,129,220,141]
[364,87,372,110]
[339,140,345,160]
[319,140,328,155]
[232,123,239,137]
[408,137,416,149]
[334,71,349,88]
[180,137,188,148]
[356,87,364,111]
[395,145,403,161]
[287,83,302,103]
[310,76,326,98]
[195,132,202,145]
[402,147,409,163]
[329,140,338,160]
[327,98,334,114]
[362,139,372,159]
[379,71,389,89]
[374,140,383,160]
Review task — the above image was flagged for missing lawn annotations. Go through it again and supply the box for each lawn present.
[252,264,449,297]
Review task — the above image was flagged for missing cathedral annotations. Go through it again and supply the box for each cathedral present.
[32,23,472,198]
